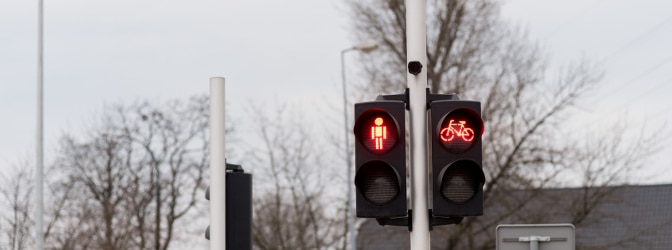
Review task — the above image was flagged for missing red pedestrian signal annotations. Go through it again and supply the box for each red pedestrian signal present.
[355,112,399,154]
[353,100,407,219]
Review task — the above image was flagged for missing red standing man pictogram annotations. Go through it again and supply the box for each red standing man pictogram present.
[371,117,388,151]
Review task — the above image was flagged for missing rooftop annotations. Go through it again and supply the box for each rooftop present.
[357,184,672,249]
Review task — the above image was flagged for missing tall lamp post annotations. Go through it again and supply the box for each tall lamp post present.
[341,40,378,250]
[36,0,45,249]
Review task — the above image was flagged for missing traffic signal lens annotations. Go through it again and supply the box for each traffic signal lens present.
[355,161,400,205]
[355,111,399,154]
[440,161,481,204]
[438,108,483,153]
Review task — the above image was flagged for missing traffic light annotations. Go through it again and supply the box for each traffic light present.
[429,100,485,217]
[353,100,407,219]
[205,163,252,249]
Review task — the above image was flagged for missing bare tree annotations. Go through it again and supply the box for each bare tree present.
[0,162,33,250]
[46,96,210,250]
[117,96,210,250]
[248,104,346,250]
[346,0,659,249]
[0,157,77,250]
[52,125,145,250]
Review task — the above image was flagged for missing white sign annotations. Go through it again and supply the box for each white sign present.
[496,224,575,250]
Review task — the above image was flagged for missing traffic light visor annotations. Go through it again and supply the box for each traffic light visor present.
[355,161,400,205]
[354,110,400,154]
[437,108,483,153]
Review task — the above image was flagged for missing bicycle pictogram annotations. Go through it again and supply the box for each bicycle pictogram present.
[440,119,475,142]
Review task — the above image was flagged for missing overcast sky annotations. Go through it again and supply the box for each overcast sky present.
[504,0,672,183]
[1,0,671,184]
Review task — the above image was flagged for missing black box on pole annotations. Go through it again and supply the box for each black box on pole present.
[226,164,252,250]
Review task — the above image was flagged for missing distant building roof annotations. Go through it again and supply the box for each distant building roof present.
[357,184,672,249]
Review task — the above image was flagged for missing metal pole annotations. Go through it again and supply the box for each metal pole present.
[210,77,227,249]
[154,160,161,249]
[36,0,45,248]
[406,0,430,249]
[530,239,539,250]
[341,48,356,250]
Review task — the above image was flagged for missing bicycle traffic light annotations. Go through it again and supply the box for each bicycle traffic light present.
[353,100,407,219]
[429,100,485,217]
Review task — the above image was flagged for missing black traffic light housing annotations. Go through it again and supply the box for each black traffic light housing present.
[429,99,485,218]
[205,162,252,249]
[352,90,485,228]
[353,100,407,220]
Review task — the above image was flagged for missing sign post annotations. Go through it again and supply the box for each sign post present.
[497,224,575,250]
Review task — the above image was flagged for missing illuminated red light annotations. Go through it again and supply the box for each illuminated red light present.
[355,111,398,154]
[437,109,483,153]
[370,117,388,151]
[439,119,475,142]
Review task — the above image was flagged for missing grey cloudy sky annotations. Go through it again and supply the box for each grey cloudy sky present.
[1,0,671,183]
[505,0,672,182]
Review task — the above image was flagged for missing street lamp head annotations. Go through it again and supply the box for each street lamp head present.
[353,40,379,53]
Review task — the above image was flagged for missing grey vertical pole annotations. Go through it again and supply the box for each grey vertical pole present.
[35,0,45,248]
[530,240,539,250]
[406,0,430,249]
[210,77,227,249]
[341,48,357,250]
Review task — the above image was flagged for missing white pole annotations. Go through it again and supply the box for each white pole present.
[406,0,430,249]
[210,77,226,250]
[35,0,45,248]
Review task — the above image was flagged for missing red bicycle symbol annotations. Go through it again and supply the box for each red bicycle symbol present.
[440,119,475,142]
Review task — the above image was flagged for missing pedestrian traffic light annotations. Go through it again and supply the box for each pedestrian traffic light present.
[353,100,407,219]
[429,100,485,217]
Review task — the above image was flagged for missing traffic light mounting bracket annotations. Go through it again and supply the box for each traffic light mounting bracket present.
[376,88,410,110]
[426,89,460,107]
[375,209,464,231]
[375,211,412,231]
[226,162,244,173]
[375,88,461,109]
[429,210,463,229]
